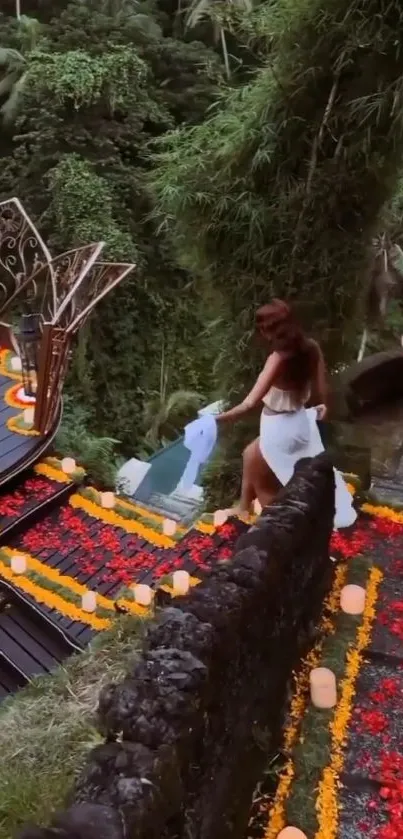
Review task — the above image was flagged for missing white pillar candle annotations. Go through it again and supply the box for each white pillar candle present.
[173,570,190,595]
[11,554,27,575]
[61,457,76,475]
[81,591,97,613]
[10,356,22,372]
[213,509,228,527]
[277,828,308,839]
[163,518,177,536]
[100,492,115,509]
[133,584,153,607]
[253,498,262,516]
[310,667,337,709]
[340,584,366,615]
[23,407,35,426]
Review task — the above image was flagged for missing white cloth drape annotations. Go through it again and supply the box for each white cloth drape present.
[259,406,357,529]
[177,414,217,490]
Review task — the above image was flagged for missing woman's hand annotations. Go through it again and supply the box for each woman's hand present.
[216,402,250,424]
[316,403,328,421]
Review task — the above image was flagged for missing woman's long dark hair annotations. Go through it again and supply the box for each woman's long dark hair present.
[255,299,317,392]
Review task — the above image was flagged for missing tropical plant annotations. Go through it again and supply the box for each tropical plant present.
[0,44,30,123]
[55,396,120,489]
[185,0,254,78]
[0,0,223,455]
[144,388,204,447]
[143,345,204,447]
[0,15,41,123]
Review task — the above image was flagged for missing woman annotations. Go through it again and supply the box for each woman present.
[216,299,356,529]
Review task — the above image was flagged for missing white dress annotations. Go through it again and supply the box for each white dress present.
[259,387,357,529]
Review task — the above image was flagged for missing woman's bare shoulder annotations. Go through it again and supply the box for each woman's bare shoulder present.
[264,350,283,367]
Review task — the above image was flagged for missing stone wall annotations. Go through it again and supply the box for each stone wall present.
[330,349,403,419]
[19,454,336,839]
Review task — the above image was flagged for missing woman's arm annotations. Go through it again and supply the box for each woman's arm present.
[216,353,282,424]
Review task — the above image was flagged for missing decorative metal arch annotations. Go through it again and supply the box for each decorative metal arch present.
[0,198,136,435]
[0,197,55,317]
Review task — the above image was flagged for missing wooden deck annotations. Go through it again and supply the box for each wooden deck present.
[0,468,84,698]
[0,581,78,695]
[0,373,57,486]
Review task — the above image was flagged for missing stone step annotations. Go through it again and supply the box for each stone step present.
[146,491,202,525]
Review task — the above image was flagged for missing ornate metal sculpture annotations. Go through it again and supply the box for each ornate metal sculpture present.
[0,197,136,435]
[18,313,42,397]
[0,197,54,317]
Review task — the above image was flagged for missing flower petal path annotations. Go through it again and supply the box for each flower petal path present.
[3,487,247,647]
[257,507,403,839]
[337,510,403,839]
[0,473,62,531]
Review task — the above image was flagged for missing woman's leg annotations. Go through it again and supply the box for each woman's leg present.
[239,438,281,512]
[252,442,281,508]
[238,439,259,513]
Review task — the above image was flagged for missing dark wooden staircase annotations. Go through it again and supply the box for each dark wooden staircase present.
[0,475,82,702]
[0,583,79,700]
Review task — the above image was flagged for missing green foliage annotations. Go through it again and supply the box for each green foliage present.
[0,0,224,456]
[26,45,148,110]
[0,616,146,838]
[144,387,204,448]
[48,155,135,258]
[185,0,256,78]
[55,395,120,489]
[0,15,41,122]
[153,0,403,504]
[142,340,205,448]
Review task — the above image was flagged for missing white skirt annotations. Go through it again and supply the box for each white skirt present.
[259,407,357,529]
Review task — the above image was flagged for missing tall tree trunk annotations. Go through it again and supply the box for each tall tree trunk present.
[220,27,231,79]
[357,328,368,362]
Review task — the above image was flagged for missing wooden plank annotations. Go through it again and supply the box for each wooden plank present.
[0,372,46,480]
[0,404,20,419]
[0,423,20,443]
[0,437,39,474]
[0,613,59,671]
[5,590,85,651]
[6,608,69,663]
[75,626,97,647]
[0,624,49,678]
[0,656,26,693]
[0,597,74,679]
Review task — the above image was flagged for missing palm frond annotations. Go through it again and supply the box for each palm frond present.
[130,14,162,38]
[185,0,212,30]
[0,72,18,97]
[1,72,27,124]
[0,48,26,67]
[164,389,203,415]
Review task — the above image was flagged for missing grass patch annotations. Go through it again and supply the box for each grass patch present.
[0,615,147,838]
